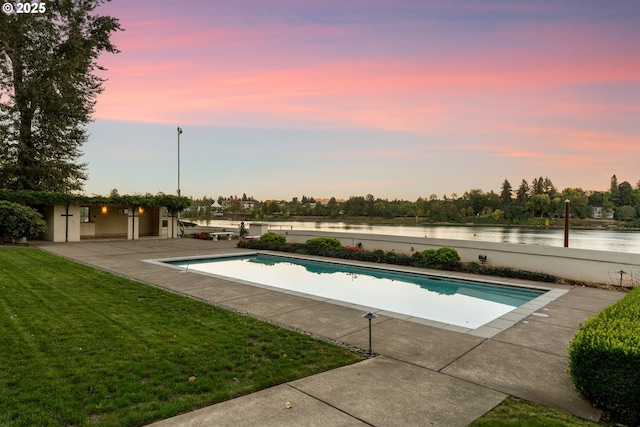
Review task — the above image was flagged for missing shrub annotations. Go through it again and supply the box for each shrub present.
[0,201,47,242]
[456,264,557,283]
[259,232,286,245]
[304,237,343,254]
[568,288,640,424]
[237,238,260,249]
[463,261,483,274]
[236,238,250,248]
[419,247,461,270]
[237,237,299,252]
[377,250,413,266]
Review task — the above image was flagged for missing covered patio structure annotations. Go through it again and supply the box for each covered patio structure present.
[0,190,190,242]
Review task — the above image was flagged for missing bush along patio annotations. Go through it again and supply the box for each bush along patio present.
[237,232,558,283]
[569,286,640,425]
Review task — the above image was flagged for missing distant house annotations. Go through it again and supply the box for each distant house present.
[315,198,346,206]
[240,200,255,211]
[592,206,614,220]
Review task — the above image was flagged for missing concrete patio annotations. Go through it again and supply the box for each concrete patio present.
[32,238,625,426]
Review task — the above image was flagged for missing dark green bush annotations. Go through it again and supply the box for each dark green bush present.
[568,288,640,424]
[304,237,343,254]
[463,261,483,274]
[358,249,385,263]
[419,247,461,270]
[379,251,413,266]
[0,201,47,242]
[259,232,286,245]
[237,238,300,252]
[456,264,557,283]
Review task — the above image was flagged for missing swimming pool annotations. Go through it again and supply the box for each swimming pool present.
[161,253,555,330]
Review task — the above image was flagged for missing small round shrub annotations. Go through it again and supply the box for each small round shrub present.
[419,247,461,270]
[259,232,286,245]
[0,201,47,242]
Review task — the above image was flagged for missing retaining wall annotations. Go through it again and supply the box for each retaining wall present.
[275,230,640,287]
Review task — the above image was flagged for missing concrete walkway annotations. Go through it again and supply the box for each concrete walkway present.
[32,239,625,426]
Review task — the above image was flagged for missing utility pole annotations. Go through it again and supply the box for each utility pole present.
[177,126,183,197]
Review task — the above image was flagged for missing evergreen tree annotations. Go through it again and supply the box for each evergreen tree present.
[530,177,540,195]
[543,177,557,198]
[609,175,620,206]
[610,175,618,193]
[0,1,121,192]
[617,181,633,206]
[533,176,545,195]
[500,179,513,206]
[516,179,529,206]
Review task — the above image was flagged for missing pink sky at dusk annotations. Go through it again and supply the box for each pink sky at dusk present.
[82,0,640,200]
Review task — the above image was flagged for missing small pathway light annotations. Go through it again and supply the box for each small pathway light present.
[362,312,378,356]
[618,270,626,287]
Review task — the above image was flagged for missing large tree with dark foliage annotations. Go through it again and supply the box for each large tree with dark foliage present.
[0,0,120,192]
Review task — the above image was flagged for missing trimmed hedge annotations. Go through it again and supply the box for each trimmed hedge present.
[237,238,302,253]
[460,262,557,283]
[237,236,557,283]
[238,236,459,270]
[568,287,640,424]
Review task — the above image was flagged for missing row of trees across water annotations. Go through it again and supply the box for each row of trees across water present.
[186,175,640,225]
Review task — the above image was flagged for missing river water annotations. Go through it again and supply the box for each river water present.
[187,219,640,255]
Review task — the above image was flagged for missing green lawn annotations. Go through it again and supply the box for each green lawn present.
[0,248,364,426]
[469,397,601,427]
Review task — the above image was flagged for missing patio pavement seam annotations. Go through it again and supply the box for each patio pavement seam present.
[284,383,377,427]
[435,337,488,373]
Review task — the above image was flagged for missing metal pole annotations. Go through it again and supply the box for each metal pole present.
[362,312,377,356]
[368,318,373,355]
[563,199,570,247]
[177,126,182,197]
[176,126,183,238]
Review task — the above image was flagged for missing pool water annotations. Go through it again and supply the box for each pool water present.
[168,254,546,329]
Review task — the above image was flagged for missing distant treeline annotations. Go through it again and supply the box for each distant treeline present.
[185,175,640,225]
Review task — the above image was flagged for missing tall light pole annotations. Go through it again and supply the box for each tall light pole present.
[176,126,183,238]
[177,126,183,197]
[563,199,570,247]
